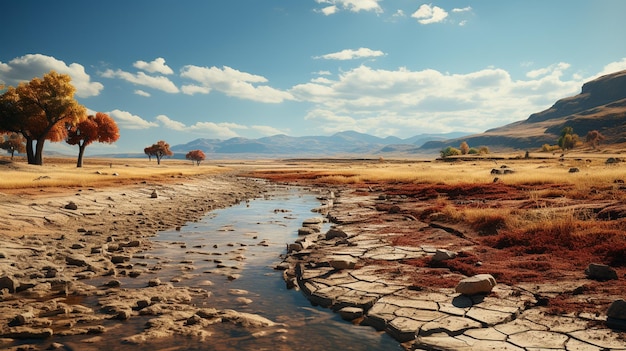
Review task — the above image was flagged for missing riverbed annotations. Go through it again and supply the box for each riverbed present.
[21,185,403,351]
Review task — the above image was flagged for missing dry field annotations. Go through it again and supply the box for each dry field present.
[0,156,231,195]
[247,153,626,314]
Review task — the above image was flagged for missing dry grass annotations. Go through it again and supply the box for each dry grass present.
[0,156,230,191]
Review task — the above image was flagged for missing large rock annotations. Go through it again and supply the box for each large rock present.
[455,274,496,295]
[0,275,19,293]
[585,263,618,281]
[328,255,358,270]
[607,299,626,320]
[325,227,348,240]
[432,249,457,262]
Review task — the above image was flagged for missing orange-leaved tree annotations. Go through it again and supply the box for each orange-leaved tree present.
[185,149,206,166]
[67,112,120,167]
[146,140,173,165]
[0,132,27,159]
[0,71,86,165]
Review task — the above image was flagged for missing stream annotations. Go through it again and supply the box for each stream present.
[50,185,403,350]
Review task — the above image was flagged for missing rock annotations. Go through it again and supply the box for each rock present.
[64,202,78,210]
[585,263,618,281]
[297,227,317,236]
[148,278,161,287]
[3,326,54,339]
[432,249,457,262]
[325,227,348,240]
[151,190,158,198]
[607,299,626,320]
[328,255,358,270]
[65,254,89,267]
[569,167,580,173]
[455,274,497,295]
[0,275,19,293]
[111,255,132,264]
[9,311,35,326]
[338,307,363,321]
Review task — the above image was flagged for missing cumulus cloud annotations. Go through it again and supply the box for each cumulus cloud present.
[290,63,587,135]
[155,115,284,138]
[108,109,159,129]
[134,89,151,97]
[133,57,174,75]
[595,57,626,78]
[411,4,448,24]
[180,65,293,103]
[101,69,179,93]
[314,47,385,60]
[0,54,103,98]
[315,0,383,15]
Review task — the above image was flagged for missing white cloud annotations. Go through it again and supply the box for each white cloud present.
[180,65,293,103]
[595,57,626,78]
[0,54,103,98]
[133,57,174,75]
[314,47,385,60]
[452,6,472,13]
[108,109,159,129]
[134,89,151,97]
[156,115,186,131]
[526,62,571,79]
[291,63,588,136]
[315,0,383,14]
[411,4,448,24]
[101,69,179,93]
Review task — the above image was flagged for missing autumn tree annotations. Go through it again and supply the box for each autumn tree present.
[66,112,120,167]
[557,126,579,152]
[144,146,155,161]
[459,141,470,155]
[146,140,173,165]
[585,130,605,149]
[0,71,86,165]
[185,149,206,166]
[0,133,26,159]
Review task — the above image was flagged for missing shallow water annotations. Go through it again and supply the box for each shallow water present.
[37,185,404,350]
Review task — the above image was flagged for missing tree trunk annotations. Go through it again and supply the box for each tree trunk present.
[34,139,46,165]
[25,138,35,164]
[76,142,86,168]
[156,155,161,165]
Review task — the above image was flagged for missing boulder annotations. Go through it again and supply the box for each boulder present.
[455,274,496,295]
[325,227,348,240]
[585,263,618,281]
[338,307,363,321]
[607,299,626,320]
[432,249,457,262]
[0,275,19,293]
[328,255,357,270]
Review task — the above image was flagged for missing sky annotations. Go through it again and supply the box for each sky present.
[1,0,626,155]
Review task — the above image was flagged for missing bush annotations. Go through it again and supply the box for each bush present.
[440,146,461,158]
[468,148,479,154]
[478,146,490,155]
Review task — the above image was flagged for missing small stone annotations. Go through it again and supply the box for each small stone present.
[148,278,161,287]
[64,202,78,210]
[338,307,363,321]
[0,275,19,293]
[455,274,496,295]
[325,227,348,240]
[432,249,457,262]
[150,190,158,198]
[585,263,618,281]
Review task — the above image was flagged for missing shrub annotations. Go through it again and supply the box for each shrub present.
[440,146,461,158]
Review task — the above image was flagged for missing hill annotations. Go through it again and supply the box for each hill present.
[420,69,626,151]
[170,131,468,157]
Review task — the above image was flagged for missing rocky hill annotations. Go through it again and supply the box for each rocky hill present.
[420,69,626,151]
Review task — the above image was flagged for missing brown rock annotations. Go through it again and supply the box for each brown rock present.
[455,274,496,295]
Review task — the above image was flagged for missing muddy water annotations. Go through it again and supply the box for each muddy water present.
[59,185,403,350]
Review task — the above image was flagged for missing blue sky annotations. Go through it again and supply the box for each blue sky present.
[1,0,626,155]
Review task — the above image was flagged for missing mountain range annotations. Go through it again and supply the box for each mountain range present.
[137,69,625,158]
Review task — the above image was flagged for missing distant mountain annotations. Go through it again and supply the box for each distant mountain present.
[170,131,469,157]
[420,69,626,151]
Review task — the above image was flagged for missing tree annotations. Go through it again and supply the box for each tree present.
[185,149,206,166]
[0,133,26,159]
[585,130,605,149]
[557,127,579,152]
[440,146,461,158]
[459,141,470,155]
[0,71,86,165]
[146,140,173,165]
[66,112,120,167]
[144,146,155,161]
